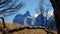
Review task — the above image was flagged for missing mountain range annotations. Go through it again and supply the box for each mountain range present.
[13,10,56,30]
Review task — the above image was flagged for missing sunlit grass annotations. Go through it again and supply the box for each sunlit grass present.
[0,22,57,34]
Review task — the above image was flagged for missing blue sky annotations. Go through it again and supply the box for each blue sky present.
[18,0,40,15]
[0,0,53,23]
[18,0,53,15]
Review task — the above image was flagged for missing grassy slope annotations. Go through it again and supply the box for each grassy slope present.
[0,22,57,34]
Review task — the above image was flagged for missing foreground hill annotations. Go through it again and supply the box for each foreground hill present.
[0,22,57,34]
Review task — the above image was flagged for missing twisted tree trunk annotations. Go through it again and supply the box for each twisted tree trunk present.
[50,0,60,34]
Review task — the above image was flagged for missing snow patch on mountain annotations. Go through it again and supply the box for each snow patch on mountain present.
[34,14,39,18]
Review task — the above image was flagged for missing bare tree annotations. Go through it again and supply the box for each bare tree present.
[50,0,60,34]
[0,0,24,26]
[37,0,54,29]
[45,6,49,29]
[38,0,50,27]
[0,0,24,34]
[0,0,24,16]
[39,0,45,26]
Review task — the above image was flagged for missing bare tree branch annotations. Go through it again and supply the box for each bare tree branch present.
[0,0,8,5]
[0,2,24,13]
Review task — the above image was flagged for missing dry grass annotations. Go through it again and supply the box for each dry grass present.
[0,22,57,34]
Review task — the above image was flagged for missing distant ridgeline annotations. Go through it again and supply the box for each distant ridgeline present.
[13,11,57,30]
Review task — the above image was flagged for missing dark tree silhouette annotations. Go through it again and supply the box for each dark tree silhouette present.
[50,0,60,34]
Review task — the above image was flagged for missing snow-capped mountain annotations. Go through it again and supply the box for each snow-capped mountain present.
[13,10,54,26]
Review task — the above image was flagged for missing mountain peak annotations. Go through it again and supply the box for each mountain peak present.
[23,11,31,17]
